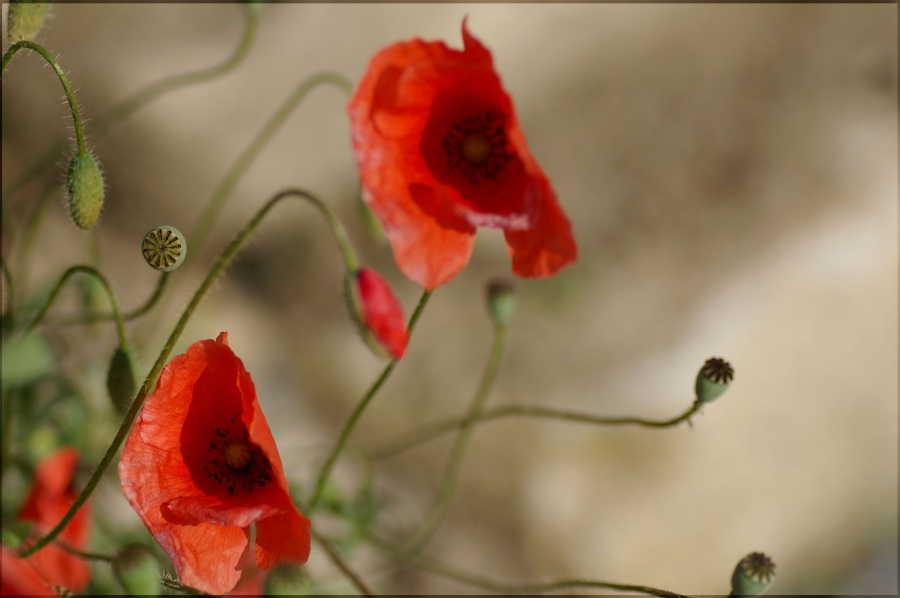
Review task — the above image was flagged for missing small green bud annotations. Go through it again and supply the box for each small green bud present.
[113,544,163,596]
[7,1,51,43]
[141,226,187,272]
[731,552,775,596]
[107,346,137,415]
[486,279,516,325]
[263,564,313,596]
[66,151,105,230]
[695,357,734,403]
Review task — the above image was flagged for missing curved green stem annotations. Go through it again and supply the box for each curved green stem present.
[2,41,87,154]
[311,526,377,597]
[374,400,704,460]
[307,290,432,514]
[401,321,508,554]
[1,7,259,201]
[187,71,354,259]
[410,551,689,598]
[23,265,127,347]
[58,272,170,326]
[16,188,347,557]
[55,540,115,563]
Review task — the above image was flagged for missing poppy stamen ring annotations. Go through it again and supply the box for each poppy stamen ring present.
[442,111,511,184]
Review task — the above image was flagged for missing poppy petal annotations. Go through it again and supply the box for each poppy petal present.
[254,508,312,571]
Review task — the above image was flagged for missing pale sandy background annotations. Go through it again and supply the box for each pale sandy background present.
[2,3,897,595]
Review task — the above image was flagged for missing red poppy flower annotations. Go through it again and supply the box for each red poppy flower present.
[346,267,408,359]
[1,547,54,596]
[118,332,310,595]
[348,19,577,290]
[14,447,91,594]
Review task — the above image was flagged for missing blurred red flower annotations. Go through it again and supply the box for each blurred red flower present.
[10,447,92,595]
[118,332,310,595]
[348,267,408,359]
[348,19,577,290]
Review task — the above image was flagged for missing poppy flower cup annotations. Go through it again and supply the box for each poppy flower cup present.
[118,333,310,595]
[349,19,578,290]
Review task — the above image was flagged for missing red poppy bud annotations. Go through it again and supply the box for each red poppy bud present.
[345,268,408,359]
[348,19,577,289]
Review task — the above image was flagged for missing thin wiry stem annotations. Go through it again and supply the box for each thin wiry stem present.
[57,272,170,326]
[311,526,378,597]
[22,265,128,347]
[399,321,509,554]
[307,290,433,513]
[18,188,331,557]
[374,400,704,460]
[410,551,690,597]
[187,71,354,259]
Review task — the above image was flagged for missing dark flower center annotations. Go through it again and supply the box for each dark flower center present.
[442,111,511,185]
[202,415,274,496]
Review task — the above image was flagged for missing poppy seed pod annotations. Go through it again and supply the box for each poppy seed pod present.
[66,151,105,230]
[730,552,775,596]
[112,544,162,596]
[695,357,734,403]
[7,1,51,43]
[141,225,187,272]
[107,346,137,415]
[486,279,516,325]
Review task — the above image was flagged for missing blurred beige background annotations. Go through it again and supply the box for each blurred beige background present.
[2,3,897,595]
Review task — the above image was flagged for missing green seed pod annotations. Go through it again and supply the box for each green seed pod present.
[731,552,775,596]
[141,226,186,272]
[7,1,51,43]
[112,544,163,596]
[107,345,137,415]
[263,564,313,596]
[486,279,517,325]
[695,357,734,403]
[66,151,105,230]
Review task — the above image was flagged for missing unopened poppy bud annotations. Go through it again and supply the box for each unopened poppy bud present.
[264,564,313,596]
[66,150,105,230]
[107,345,137,414]
[141,225,186,272]
[113,544,163,596]
[344,267,408,359]
[486,279,516,325]
[695,357,734,403]
[7,1,51,43]
[730,552,775,596]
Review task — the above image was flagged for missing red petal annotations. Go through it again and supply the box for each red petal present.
[503,171,578,277]
[17,448,91,593]
[1,547,54,596]
[356,268,408,358]
[254,508,311,571]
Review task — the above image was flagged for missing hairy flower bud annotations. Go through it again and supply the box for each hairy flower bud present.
[107,346,137,415]
[113,544,163,596]
[486,279,516,325]
[7,1,51,43]
[695,357,734,403]
[731,552,775,596]
[66,151,105,230]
